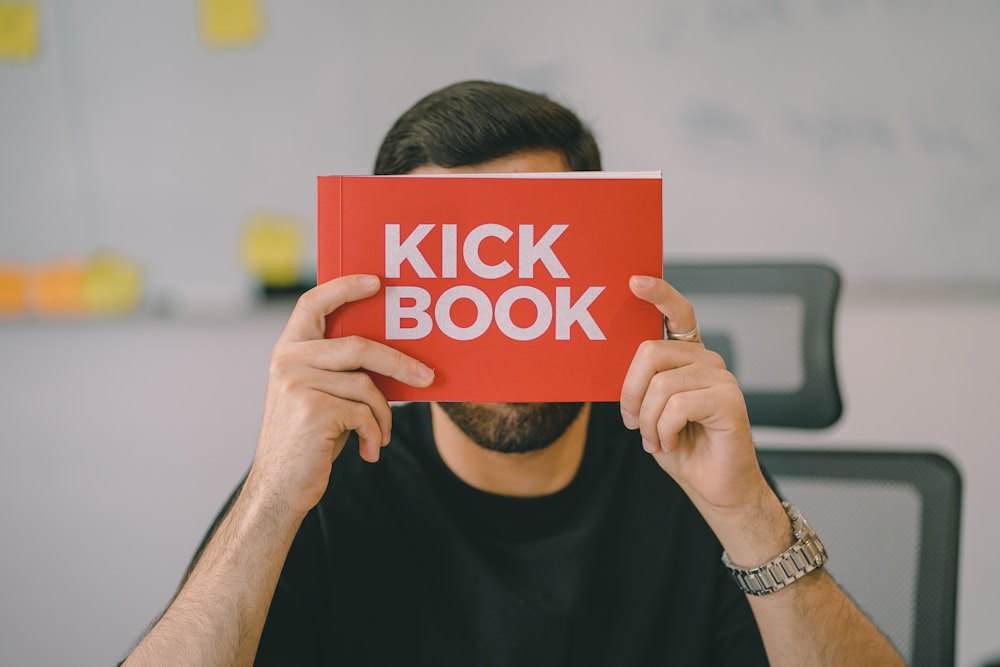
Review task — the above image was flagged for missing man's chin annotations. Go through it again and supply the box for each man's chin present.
[436,402,586,454]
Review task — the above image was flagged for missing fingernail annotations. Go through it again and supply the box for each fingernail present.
[632,275,654,289]
[641,437,657,454]
[417,364,435,384]
[360,274,380,289]
[621,409,638,430]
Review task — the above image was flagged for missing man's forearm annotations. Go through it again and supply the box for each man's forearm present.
[124,476,304,667]
[748,568,904,666]
[699,490,904,666]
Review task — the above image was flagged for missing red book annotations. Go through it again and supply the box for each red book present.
[317,172,663,401]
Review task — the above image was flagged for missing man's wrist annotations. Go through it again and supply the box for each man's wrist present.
[241,467,312,528]
[697,486,793,568]
[722,502,829,596]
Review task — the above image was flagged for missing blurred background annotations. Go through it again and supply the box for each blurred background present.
[1,1,997,665]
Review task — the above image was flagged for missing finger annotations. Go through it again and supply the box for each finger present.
[620,340,725,428]
[636,365,717,451]
[357,410,383,462]
[280,274,382,343]
[295,367,395,447]
[326,396,384,462]
[629,275,700,343]
[655,384,746,454]
[287,337,435,389]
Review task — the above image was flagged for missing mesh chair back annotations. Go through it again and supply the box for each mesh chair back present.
[663,261,842,428]
[758,449,962,667]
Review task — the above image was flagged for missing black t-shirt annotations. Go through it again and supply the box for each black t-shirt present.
[252,402,769,666]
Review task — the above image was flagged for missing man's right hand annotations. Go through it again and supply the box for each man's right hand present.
[249,274,435,517]
[123,275,432,666]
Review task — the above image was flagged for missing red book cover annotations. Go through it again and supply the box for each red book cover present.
[317,173,663,402]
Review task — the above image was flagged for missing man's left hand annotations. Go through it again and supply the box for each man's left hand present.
[620,275,772,517]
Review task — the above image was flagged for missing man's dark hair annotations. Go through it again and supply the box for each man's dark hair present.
[373,80,602,175]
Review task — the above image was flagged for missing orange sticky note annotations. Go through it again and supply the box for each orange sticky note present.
[198,0,263,47]
[32,259,87,316]
[0,2,39,60]
[0,264,29,315]
[318,173,664,402]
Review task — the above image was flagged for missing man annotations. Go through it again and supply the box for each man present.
[124,81,903,665]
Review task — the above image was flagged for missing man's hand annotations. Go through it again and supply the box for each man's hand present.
[125,274,436,666]
[620,275,768,516]
[250,274,435,517]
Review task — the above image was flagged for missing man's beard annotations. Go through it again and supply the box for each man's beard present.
[436,402,586,454]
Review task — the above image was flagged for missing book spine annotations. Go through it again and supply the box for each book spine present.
[317,175,344,338]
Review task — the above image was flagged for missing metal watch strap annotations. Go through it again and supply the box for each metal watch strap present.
[721,501,828,596]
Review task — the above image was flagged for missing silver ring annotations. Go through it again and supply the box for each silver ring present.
[666,325,700,342]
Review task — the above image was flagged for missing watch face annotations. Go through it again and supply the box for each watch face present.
[785,502,807,537]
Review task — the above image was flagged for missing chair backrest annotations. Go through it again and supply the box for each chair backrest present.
[757,449,962,667]
[662,261,842,428]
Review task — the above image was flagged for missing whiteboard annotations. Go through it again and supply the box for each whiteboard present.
[1,0,997,308]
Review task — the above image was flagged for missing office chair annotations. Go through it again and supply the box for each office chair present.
[758,448,961,666]
[663,260,962,667]
[663,261,842,428]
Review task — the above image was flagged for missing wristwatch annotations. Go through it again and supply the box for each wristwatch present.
[721,501,828,596]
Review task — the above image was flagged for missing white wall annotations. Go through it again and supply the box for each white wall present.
[2,1,997,295]
[0,309,285,666]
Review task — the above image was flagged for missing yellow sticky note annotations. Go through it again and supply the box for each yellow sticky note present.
[0,3,39,61]
[81,251,143,315]
[198,0,263,48]
[240,214,306,288]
